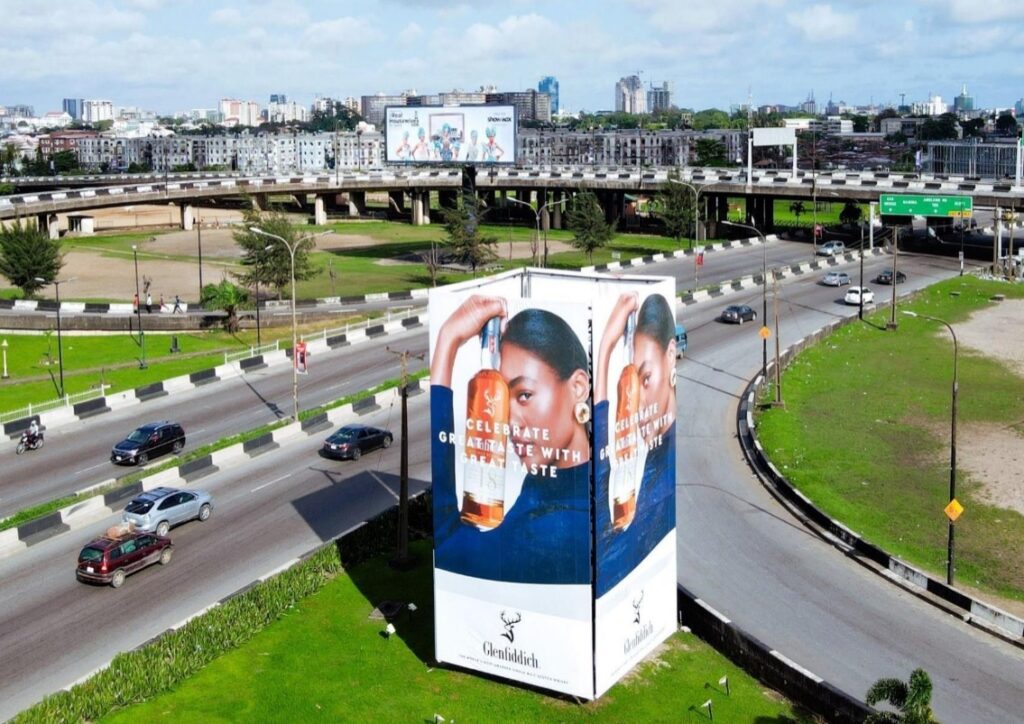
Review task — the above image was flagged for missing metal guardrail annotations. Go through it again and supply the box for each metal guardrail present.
[301,307,418,346]
[0,385,109,425]
[223,341,281,365]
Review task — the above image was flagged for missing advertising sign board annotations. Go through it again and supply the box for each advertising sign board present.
[385,105,517,165]
[429,268,677,699]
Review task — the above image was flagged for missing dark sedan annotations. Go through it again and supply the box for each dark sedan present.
[720,304,757,324]
[320,424,393,460]
[875,270,907,285]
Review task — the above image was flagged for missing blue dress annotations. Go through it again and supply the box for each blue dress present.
[593,399,676,597]
[432,385,591,585]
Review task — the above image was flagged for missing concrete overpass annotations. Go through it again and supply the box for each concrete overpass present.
[3,166,1023,239]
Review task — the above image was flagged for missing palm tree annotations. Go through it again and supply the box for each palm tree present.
[865,668,937,724]
[789,200,806,224]
[200,279,249,333]
[840,201,863,227]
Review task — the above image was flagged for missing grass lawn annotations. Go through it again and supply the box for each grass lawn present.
[102,540,807,723]
[727,199,869,227]
[756,276,1024,603]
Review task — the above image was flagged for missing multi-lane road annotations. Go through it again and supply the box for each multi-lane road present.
[2,240,1022,721]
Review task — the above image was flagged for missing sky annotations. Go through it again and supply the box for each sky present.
[2,0,1023,116]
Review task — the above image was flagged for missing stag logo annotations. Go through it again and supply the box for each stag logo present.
[483,389,502,417]
[632,590,644,625]
[500,611,522,643]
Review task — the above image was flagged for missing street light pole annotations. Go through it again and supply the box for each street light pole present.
[666,177,713,248]
[902,310,959,586]
[251,227,326,420]
[37,276,72,397]
[131,245,147,369]
[197,215,204,299]
[506,195,568,267]
[723,219,769,383]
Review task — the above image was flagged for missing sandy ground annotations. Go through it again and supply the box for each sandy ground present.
[947,299,1024,516]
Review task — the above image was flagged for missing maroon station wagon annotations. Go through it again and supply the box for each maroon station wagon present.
[76,530,173,588]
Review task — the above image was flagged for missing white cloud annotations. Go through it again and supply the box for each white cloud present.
[399,22,423,45]
[304,17,380,47]
[446,13,558,61]
[211,7,243,25]
[786,4,858,41]
[942,0,1024,23]
[629,0,786,34]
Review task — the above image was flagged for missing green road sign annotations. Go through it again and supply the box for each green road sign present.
[879,194,973,218]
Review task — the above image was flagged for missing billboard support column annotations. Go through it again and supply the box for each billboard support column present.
[314,195,327,226]
[412,192,423,226]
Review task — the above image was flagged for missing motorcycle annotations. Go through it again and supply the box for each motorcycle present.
[16,430,44,455]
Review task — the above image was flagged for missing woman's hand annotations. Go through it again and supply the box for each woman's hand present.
[430,295,507,387]
[595,292,639,403]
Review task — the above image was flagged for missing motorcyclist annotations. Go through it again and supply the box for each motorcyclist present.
[27,419,41,446]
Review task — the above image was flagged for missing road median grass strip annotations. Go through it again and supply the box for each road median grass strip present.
[0,371,429,534]
[17,533,806,722]
[755,276,1024,606]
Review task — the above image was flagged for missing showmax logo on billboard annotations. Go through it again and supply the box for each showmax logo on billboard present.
[429,268,678,700]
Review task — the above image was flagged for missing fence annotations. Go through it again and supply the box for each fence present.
[299,307,419,346]
[223,340,281,365]
[0,385,109,425]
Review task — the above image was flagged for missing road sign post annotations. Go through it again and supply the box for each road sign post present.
[879,194,973,218]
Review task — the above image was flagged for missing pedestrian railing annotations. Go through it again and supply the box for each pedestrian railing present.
[223,340,281,365]
[0,385,110,425]
[300,307,419,346]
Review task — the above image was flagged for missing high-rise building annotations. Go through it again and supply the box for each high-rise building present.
[1015,99,1024,117]
[615,75,645,114]
[219,98,262,127]
[270,93,287,104]
[82,100,114,123]
[538,76,560,115]
[62,98,83,120]
[485,89,551,123]
[361,93,409,127]
[953,84,974,113]
[647,81,673,113]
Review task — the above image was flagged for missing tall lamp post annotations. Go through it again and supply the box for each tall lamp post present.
[131,244,147,369]
[902,310,959,586]
[722,219,769,383]
[506,195,568,267]
[36,276,73,397]
[250,227,326,420]
[1,339,8,379]
[666,177,715,247]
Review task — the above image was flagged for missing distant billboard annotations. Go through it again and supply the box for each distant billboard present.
[385,105,517,165]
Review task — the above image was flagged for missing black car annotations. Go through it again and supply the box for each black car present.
[875,269,907,285]
[111,421,186,465]
[320,424,393,460]
[720,304,757,324]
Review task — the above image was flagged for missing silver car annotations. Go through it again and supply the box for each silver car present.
[122,486,213,537]
[822,271,851,287]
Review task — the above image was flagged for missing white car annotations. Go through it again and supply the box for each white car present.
[822,271,851,287]
[844,286,874,305]
[817,241,845,256]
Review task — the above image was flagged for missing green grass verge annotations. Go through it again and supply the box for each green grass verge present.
[0,371,426,533]
[756,276,1024,603]
[79,540,806,724]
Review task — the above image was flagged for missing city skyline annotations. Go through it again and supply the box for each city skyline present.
[2,0,1023,116]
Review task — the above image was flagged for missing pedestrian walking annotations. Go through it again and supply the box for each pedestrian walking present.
[132,292,139,313]
[146,292,153,314]
[172,294,183,313]
[159,293,164,312]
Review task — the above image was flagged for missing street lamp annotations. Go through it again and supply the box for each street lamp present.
[505,195,568,267]
[1,338,7,379]
[666,177,715,247]
[131,244,147,369]
[902,310,959,586]
[722,219,769,384]
[35,276,74,397]
[250,227,326,420]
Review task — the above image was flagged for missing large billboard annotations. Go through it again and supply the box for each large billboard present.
[430,269,676,700]
[385,105,517,165]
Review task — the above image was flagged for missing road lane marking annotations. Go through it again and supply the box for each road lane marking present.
[251,473,291,493]
[368,471,400,501]
[73,462,108,475]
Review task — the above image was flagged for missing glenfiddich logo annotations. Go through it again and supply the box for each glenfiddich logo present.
[481,611,539,668]
[624,589,654,655]
[500,610,521,642]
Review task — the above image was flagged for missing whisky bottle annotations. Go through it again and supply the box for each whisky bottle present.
[612,312,639,531]
[461,317,510,530]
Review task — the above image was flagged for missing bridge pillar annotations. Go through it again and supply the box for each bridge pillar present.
[347,191,366,217]
[252,193,269,212]
[36,213,60,239]
[180,204,194,231]
[388,190,405,215]
[314,195,328,226]
[411,192,422,226]
[552,191,563,229]
[705,193,730,239]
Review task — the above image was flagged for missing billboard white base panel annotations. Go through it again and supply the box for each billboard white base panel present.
[594,534,677,697]
[434,569,594,698]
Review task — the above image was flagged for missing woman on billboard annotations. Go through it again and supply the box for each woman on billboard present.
[431,294,592,584]
[593,291,677,596]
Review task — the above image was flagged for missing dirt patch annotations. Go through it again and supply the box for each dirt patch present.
[955,298,1024,377]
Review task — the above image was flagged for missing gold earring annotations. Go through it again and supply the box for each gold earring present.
[670,368,677,388]
[574,401,591,425]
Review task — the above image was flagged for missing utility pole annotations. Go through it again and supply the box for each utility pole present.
[887,227,900,330]
[772,270,783,407]
[387,346,425,569]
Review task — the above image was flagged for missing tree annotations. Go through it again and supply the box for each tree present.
[865,668,937,724]
[200,279,249,333]
[656,171,695,247]
[0,218,64,298]
[694,138,730,167]
[789,200,806,223]
[918,113,959,141]
[440,195,497,273]
[852,114,870,133]
[233,207,317,299]
[839,201,863,226]
[996,112,1018,135]
[566,190,616,263]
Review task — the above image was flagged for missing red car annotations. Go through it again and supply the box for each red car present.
[76,528,173,588]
